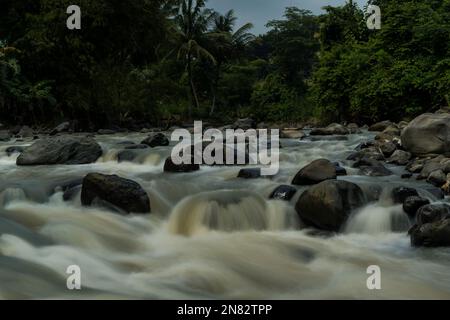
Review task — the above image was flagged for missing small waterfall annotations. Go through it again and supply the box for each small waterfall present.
[345,203,411,234]
[0,188,27,207]
[167,190,298,236]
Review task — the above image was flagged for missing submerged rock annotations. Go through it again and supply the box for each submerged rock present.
[117,150,139,163]
[5,146,24,156]
[403,196,430,218]
[81,173,150,214]
[269,185,297,201]
[292,159,337,185]
[163,156,200,173]
[238,168,261,179]
[16,136,102,165]
[295,180,366,232]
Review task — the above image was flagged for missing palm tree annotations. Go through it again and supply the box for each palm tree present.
[172,0,216,118]
[208,10,254,115]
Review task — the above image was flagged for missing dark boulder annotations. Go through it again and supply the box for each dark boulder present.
[378,141,397,157]
[141,133,170,148]
[63,185,82,201]
[310,123,349,136]
[403,196,430,218]
[124,144,149,150]
[81,173,150,214]
[427,170,447,187]
[354,158,392,177]
[117,150,139,163]
[359,165,393,177]
[16,136,103,165]
[333,162,347,176]
[382,125,401,137]
[418,161,444,180]
[416,204,450,225]
[295,180,366,232]
[410,204,450,247]
[238,168,261,179]
[387,150,412,166]
[354,141,375,151]
[269,185,297,201]
[292,159,337,185]
[347,147,384,162]
[369,120,393,132]
[392,187,419,204]
[401,113,450,155]
[163,156,200,173]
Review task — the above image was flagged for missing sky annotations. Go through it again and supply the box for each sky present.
[208,0,368,35]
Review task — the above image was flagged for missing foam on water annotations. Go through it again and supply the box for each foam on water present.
[0,132,449,299]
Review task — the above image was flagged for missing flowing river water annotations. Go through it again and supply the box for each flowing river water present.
[0,131,449,299]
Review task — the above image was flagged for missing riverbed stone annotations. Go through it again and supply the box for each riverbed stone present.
[163,156,200,173]
[269,185,297,201]
[403,196,430,218]
[295,180,366,232]
[292,159,337,185]
[16,136,103,165]
[427,170,447,187]
[401,113,450,155]
[310,123,349,136]
[410,204,450,247]
[392,187,419,204]
[141,132,169,148]
[238,168,261,179]
[387,150,412,165]
[81,173,150,214]
[369,121,393,132]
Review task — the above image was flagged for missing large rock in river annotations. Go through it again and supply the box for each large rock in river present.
[409,204,450,247]
[81,173,150,214]
[292,159,337,185]
[17,136,102,165]
[295,180,366,232]
[141,132,169,148]
[401,113,450,155]
[310,123,349,136]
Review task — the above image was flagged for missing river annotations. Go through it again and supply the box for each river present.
[0,131,449,299]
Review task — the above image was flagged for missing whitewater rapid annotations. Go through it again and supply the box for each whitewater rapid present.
[0,132,449,299]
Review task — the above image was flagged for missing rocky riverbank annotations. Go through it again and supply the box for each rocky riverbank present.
[2,113,450,250]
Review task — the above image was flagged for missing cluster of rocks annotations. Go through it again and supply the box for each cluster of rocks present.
[4,114,450,247]
[287,113,450,247]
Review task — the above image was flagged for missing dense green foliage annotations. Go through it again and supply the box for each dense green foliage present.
[0,0,449,128]
[312,0,450,123]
